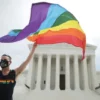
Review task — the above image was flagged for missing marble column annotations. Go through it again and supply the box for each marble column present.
[74,55,80,89]
[36,54,43,90]
[25,56,34,89]
[55,55,60,90]
[46,55,51,90]
[82,57,89,90]
[30,56,36,89]
[65,55,70,90]
[90,55,98,90]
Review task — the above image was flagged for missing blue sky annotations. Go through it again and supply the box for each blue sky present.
[0,0,100,70]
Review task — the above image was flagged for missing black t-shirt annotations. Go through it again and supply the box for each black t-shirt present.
[0,70,16,100]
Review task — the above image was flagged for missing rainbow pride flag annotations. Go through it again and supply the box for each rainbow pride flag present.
[0,2,86,58]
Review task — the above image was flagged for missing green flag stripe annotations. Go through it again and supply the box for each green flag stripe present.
[52,11,77,27]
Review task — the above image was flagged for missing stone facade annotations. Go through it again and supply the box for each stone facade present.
[14,43,100,100]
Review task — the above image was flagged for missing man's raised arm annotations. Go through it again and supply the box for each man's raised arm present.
[15,43,37,77]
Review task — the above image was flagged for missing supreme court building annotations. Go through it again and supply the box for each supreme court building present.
[23,43,100,100]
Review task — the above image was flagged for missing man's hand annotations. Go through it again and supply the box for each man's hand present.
[33,42,37,48]
[32,42,37,51]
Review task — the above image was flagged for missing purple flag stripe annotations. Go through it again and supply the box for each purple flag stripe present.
[0,3,51,43]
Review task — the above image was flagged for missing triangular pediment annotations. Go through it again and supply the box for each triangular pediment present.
[28,43,97,50]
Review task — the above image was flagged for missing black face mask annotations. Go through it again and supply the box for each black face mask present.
[0,59,9,68]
